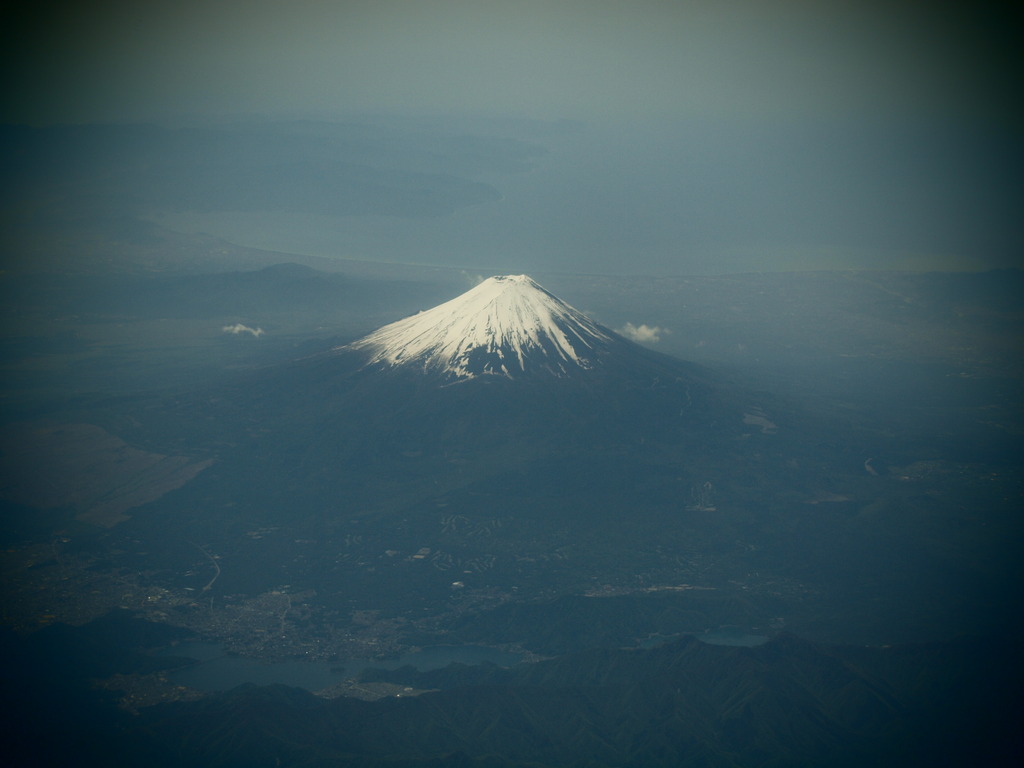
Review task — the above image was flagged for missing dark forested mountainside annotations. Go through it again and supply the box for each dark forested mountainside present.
[4,624,1019,768]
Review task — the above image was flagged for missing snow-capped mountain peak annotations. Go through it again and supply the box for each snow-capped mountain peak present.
[344,275,613,380]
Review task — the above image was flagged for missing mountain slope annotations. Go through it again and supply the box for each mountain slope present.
[343,274,615,381]
[149,272,776,525]
[43,633,1012,768]
[255,274,745,452]
[120,272,807,641]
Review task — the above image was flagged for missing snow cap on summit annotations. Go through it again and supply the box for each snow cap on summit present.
[345,274,612,381]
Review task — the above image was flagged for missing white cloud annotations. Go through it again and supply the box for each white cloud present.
[462,271,488,287]
[617,322,666,344]
[222,323,264,338]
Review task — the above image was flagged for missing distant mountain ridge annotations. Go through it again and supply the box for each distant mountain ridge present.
[13,626,1010,768]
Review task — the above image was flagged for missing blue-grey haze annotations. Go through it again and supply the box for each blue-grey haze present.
[3,0,1021,276]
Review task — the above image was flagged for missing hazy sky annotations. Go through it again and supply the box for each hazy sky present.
[2,0,1022,274]
[4,0,1020,125]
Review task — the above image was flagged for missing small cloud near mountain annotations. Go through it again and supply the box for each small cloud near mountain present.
[222,323,264,338]
[617,322,666,344]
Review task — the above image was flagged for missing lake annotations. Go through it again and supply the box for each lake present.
[697,628,770,647]
[639,630,770,650]
[158,642,526,692]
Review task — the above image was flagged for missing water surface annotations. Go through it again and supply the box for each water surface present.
[159,642,525,692]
